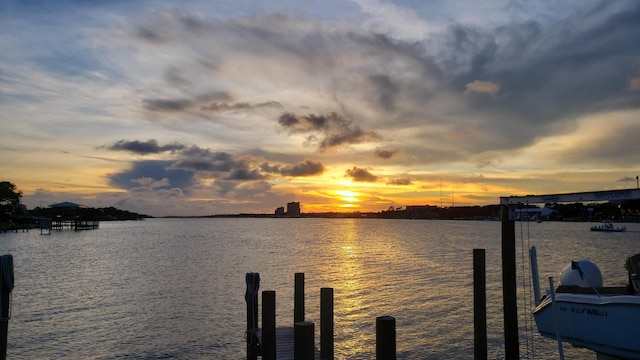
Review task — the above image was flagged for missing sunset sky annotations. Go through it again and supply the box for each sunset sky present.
[1,0,639,216]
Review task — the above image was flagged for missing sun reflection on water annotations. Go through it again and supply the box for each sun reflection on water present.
[332,219,376,357]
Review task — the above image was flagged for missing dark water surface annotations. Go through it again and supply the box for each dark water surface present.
[1,218,638,359]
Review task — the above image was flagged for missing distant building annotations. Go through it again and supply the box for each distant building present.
[405,205,438,219]
[274,207,285,217]
[286,202,301,217]
[49,202,84,209]
[514,207,557,221]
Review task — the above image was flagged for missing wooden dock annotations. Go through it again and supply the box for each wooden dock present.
[257,327,321,360]
[47,219,99,231]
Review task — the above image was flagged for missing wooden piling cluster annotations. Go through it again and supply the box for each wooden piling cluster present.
[246,272,397,360]
[246,248,490,359]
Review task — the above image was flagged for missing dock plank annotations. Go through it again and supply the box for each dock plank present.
[259,326,321,360]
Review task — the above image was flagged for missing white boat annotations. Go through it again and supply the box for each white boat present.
[590,222,627,232]
[530,249,640,359]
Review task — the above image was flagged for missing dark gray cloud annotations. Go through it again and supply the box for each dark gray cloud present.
[387,178,412,186]
[319,126,380,152]
[368,74,399,112]
[374,148,398,159]
[225,168,265,180]
[212,179,273,199]
[135,26,166,44]
[202,100,281,112]
[261,160,324,177]
[278,112,330,132]
[345,167,378,182]
[143,92,233,113]
[143,98,193,112]
[172,147,246,173]
[279,112,380,151]
[104,139,186,155]
[108,160,195,191]
[436,1,640,142]
[281,160,325,177]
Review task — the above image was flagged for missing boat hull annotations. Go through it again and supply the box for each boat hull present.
[590,227,626,232]
[533,293,640,359]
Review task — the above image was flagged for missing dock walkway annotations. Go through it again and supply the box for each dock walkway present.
[257,327,321,360]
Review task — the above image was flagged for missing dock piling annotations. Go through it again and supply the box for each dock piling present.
[376,316,396,359]
[294,273,305,324]
[294,321,315,360]
[0,255,14,360]
[245,272,260,360]
[320,287,334,359]
[262,290,276,360]
[501,206,520,359]
[473,249,487,360]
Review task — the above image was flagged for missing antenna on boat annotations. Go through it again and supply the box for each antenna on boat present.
[529,247,541,306]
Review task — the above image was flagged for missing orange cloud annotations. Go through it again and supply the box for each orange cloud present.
[465,80,500,94]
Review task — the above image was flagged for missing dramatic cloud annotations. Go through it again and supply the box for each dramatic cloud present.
[345,167,379,182]
[4,0,640,216]
[108,160,195,191]
[278,113,332,132]
[104,140,186,155]
[262,160,325,177]
[279,112,380,152]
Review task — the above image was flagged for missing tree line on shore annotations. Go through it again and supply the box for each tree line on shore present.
[2,181,639,227]
[1,181,150,230]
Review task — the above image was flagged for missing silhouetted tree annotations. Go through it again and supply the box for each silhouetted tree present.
[0,181,22,205]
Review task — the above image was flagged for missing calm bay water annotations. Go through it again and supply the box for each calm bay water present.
[0,218,638,359]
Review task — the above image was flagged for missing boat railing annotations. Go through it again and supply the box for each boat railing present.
[626,254,640,295]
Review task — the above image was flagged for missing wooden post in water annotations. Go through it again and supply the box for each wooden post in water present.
[320,287,334,359]
[376,316,396,359]
[294,321,315,360]
[245,273,260,360]
[294,273,305,324]
[0,255,14,360]
[262,290,276,360]
[501,205,519,359]
[473,249,487,360]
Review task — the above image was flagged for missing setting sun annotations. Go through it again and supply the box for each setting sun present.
[336,190,360,206]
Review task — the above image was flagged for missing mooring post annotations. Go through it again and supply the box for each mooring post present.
[320,287,334,359]
[376,316,396,360]
[245,273,260,360]
[473,249,487,360]
[294,272,305,324]
[0,255,14,360]
[501,205,519,359]
[262,290,276,360]
[294,321,315,360]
